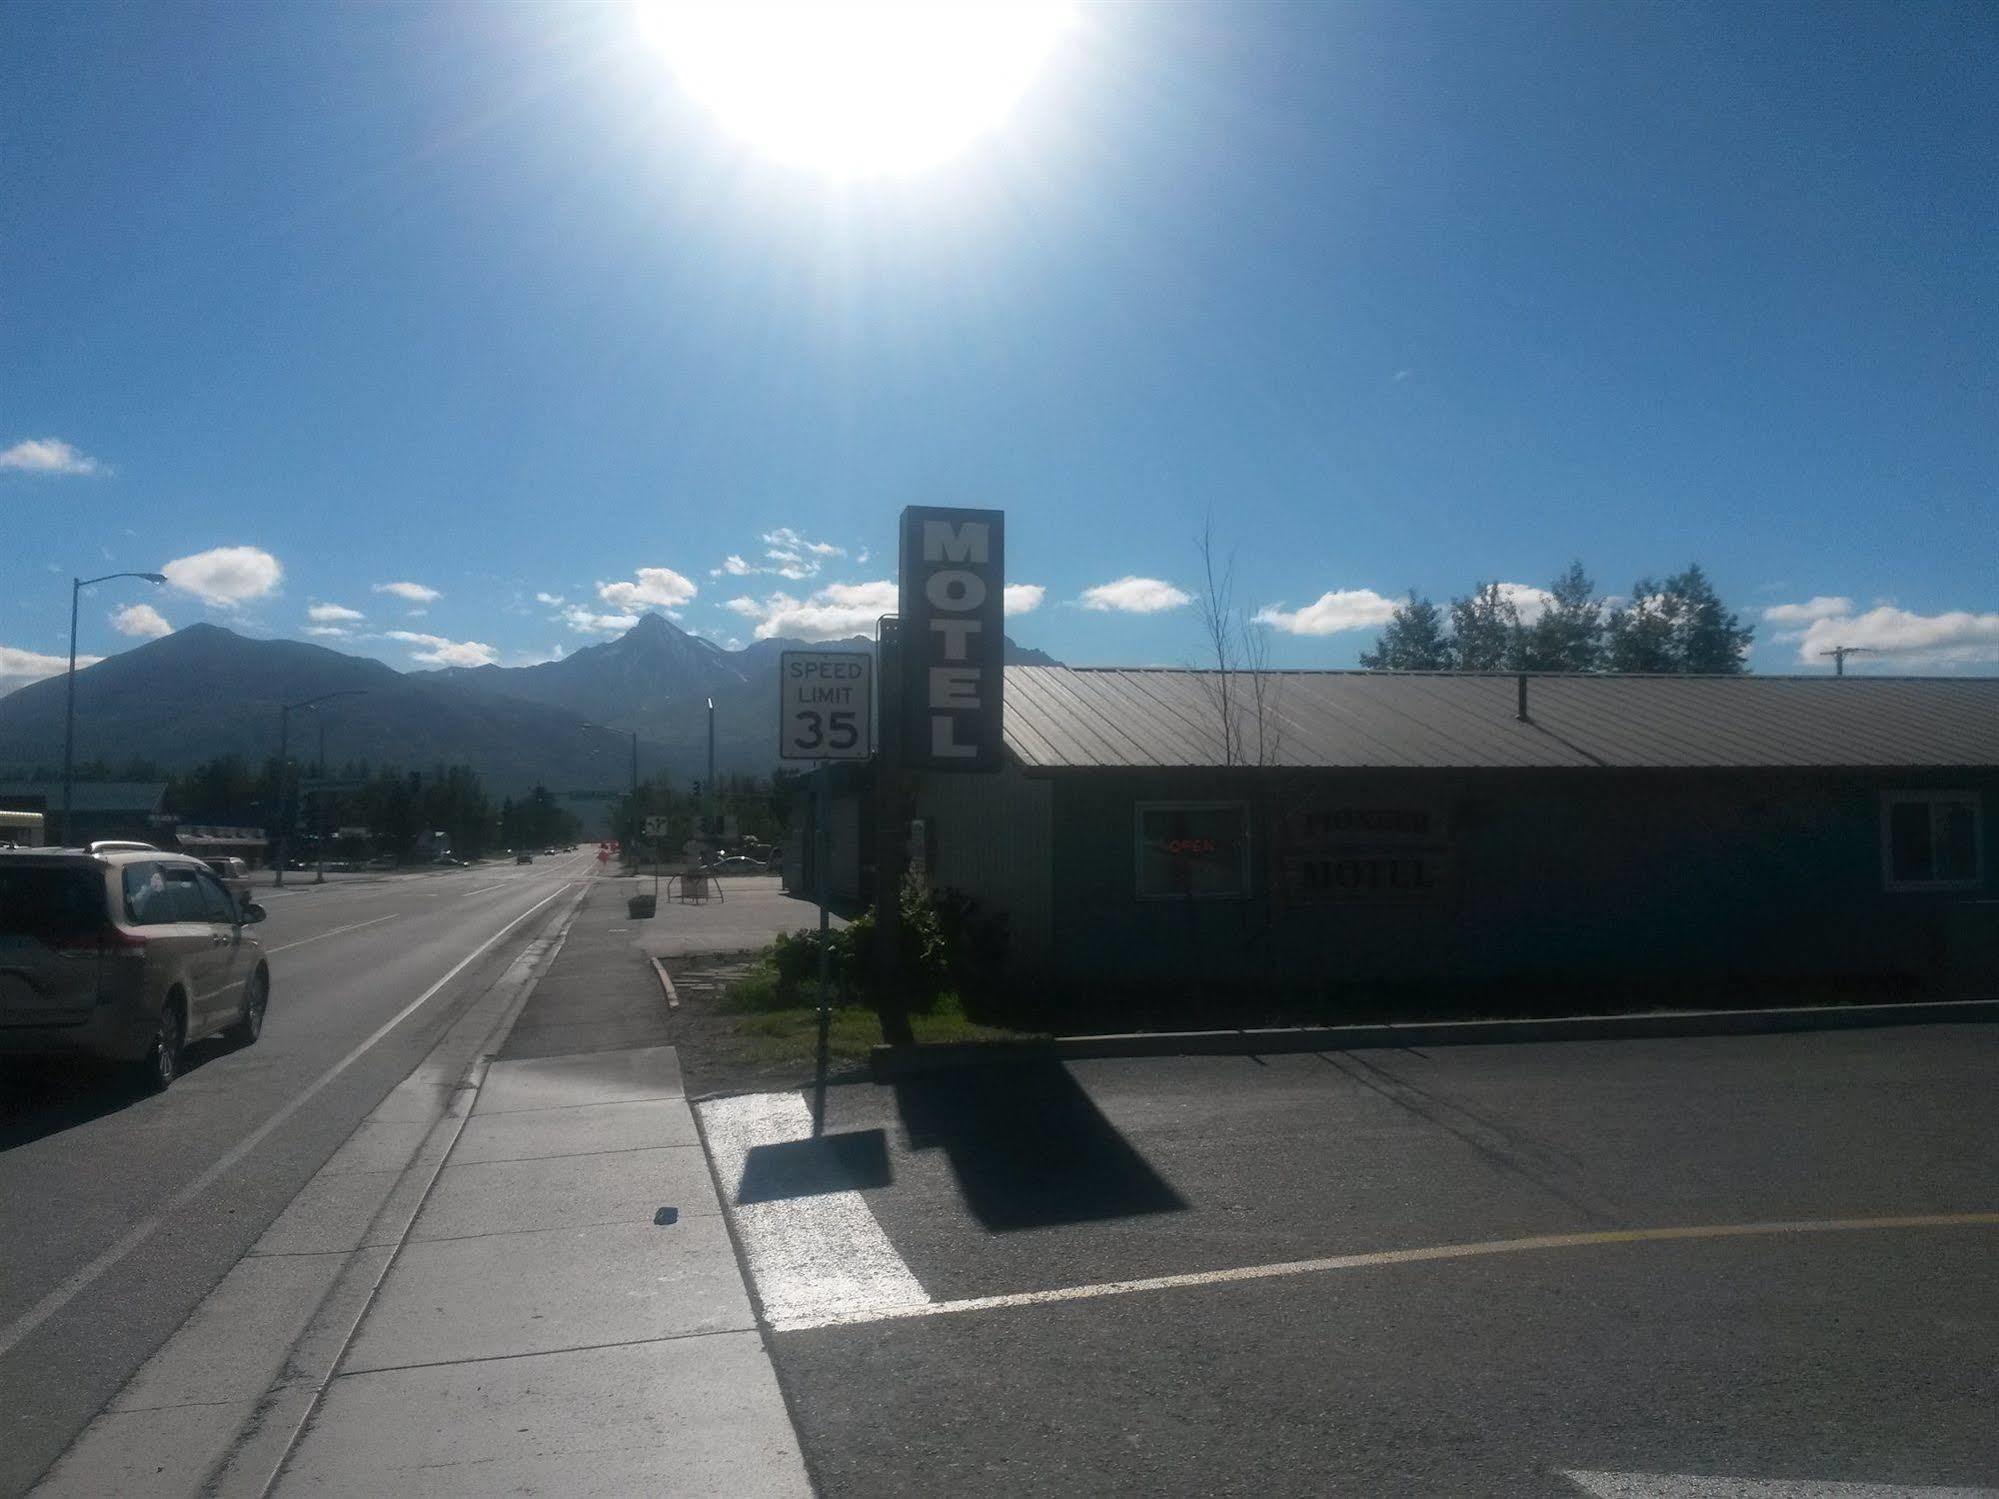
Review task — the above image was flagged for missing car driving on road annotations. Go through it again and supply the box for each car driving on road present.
[0,846,270,1091]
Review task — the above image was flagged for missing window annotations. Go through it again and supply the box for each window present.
[123,863,176,925]
[0,867,106,940]
[1136,802,1250,900]
[162,866,210,923]
[194,871,238,924]
[1882,792,1983,891]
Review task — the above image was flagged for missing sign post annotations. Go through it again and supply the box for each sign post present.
[778,649,873,1114]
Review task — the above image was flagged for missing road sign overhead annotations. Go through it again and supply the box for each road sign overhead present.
[779,650,873,760]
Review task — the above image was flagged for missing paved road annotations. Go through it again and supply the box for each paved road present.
[704,1025,1999,1496]
[0,850,596,1497]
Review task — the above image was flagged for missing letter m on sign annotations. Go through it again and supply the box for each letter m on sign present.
[923,521,988,565]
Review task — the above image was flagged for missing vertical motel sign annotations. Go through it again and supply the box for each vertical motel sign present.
[899,506,1004,771]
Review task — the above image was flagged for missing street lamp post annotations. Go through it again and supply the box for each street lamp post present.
[705,697,716,841]
[62,571,167,847]
[274,690,366,886]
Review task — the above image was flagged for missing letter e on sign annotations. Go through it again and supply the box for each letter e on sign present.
[778,650,873,761]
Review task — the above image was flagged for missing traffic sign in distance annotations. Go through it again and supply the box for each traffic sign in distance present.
[779,651,873,760]
[642,815,673,837]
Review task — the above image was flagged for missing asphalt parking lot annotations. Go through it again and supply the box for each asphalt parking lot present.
[698,1025,1999,1496]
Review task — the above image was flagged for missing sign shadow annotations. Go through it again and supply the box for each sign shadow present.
[893,1060,1186,1231]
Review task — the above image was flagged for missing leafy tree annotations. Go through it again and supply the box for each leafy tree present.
[1359,592,1452,670]
[1516,561,1604,672]
[1447,582,1521,671]
[1604,565,1751,674]
[1666,563,1754,672]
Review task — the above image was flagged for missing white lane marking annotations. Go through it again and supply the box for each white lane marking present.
[267,914,400,954]
[457,882,509,898]
[766,1210,1999,1334]
[1566,1472,1995,1497]
[0,881,579,1361]
[698,1092,927,1328]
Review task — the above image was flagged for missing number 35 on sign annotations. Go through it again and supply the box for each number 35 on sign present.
[778,651,873,760]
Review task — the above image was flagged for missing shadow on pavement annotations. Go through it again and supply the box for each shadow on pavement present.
[893,1061,1187,1231]
[736,1129,894,1204]
[0,1035,247,1151]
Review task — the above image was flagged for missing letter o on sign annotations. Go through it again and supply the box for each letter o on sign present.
[925,570,986,611]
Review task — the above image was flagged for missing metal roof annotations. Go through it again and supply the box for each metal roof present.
[0,781,168,813]
[1001,668,1999,772]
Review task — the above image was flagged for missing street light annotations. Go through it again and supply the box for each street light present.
[274,690,367,886]
[61,571,167,846]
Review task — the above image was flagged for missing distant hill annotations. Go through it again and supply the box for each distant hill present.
[0,624,651,796]
[0,616,1063,790]
[421,613,1061,775]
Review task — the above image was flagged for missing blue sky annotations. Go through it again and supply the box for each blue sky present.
[5,0,1995,692]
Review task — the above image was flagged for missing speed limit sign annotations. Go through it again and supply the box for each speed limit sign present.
[778,651,873,760]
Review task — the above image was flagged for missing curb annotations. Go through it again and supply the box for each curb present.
[868,996,1999,1081]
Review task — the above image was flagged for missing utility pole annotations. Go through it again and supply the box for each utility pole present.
[705,697,716,842]
[60,570,165,846]
[1820,645,1877,676]
[274,690,366,885]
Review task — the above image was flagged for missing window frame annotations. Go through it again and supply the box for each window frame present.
[1880,790,1984,893]
[1134,800,1252,903]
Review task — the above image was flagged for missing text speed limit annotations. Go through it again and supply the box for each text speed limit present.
[778,650,873,761]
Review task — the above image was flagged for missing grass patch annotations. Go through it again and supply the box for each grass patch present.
[714,956,1034,1071]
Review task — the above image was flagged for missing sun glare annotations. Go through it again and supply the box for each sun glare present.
[635,1,1075,178]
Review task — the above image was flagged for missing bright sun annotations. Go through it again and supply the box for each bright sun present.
[635,1,1075,178]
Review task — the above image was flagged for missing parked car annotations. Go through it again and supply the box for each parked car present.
[710,855,767,877]
[202,855,253,906]
[0,846,270,1090]
[516,852,533,864]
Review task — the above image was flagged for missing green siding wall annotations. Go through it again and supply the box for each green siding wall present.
[1041,768,1998,992]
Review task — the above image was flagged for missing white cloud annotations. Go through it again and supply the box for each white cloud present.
[727,579,896,641]
[304,625,353,639]
[1794,605,1999,668]
[512,644,567,666]
[387,630,498,667]
[712,555,755,578]
[1004,583,1046,616]
[374,580,441,604]
[307,602,365,624]
[0,643,101,695]
[1492,582,1557,624]
[1079,576,1194,614]
[163,545,283,607]
[1253,588,1400,636]
[561,604,641,634]
[597,566,698,612]
[111,603,173,638]
[534,591,565,606]
[1762,595,1855,627]
[0,438,104,476]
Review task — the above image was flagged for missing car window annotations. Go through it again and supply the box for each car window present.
[161,866,210,923]
[194,871,238,924]
[0,865,108,940]
[123,862,178,926]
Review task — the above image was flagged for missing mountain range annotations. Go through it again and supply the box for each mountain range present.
[0,614,1058,795]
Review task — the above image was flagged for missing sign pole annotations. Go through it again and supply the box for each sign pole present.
[814,765,831,1133]
[874,617,912,1045]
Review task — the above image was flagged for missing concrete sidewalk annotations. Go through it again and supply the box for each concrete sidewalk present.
[269,880,811,1496]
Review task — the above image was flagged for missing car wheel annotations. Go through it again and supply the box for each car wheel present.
[230,967,269,1045]
[137,997,185,1093]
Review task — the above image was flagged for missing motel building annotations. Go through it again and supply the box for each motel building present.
[803,668,1999,1003]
